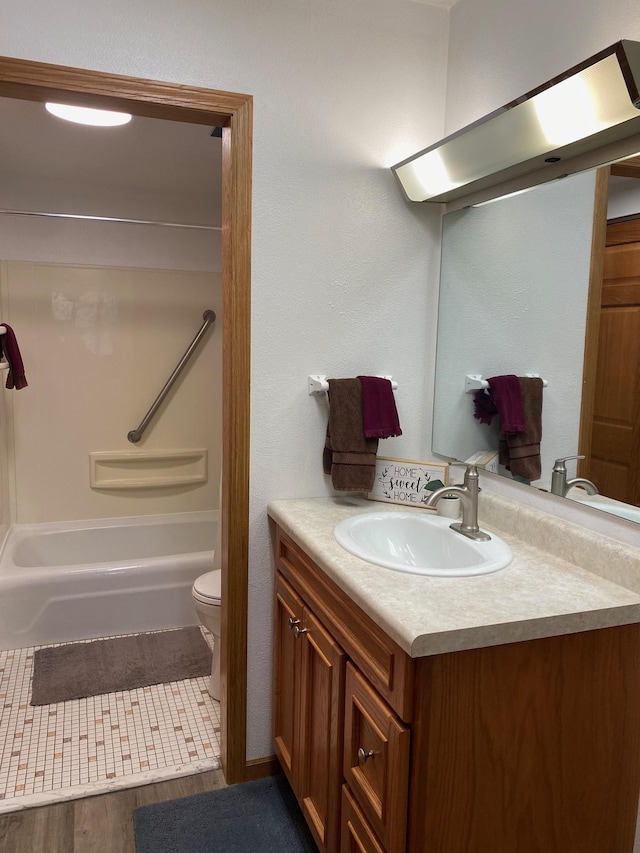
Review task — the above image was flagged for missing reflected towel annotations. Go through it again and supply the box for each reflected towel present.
[499,376,544,481]
[487,375,525,434]
[323,379,378,492]
[0,323,28,390]
[357,376,402,438]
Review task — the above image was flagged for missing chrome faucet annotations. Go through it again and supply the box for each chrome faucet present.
[550,455,599,497]
[425,464,491,541]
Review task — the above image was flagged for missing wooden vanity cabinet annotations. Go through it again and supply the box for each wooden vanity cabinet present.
[273,525,640,853]
[274,572,345,852]
[274,528,413,853]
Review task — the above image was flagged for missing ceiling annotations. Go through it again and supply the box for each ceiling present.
[0,96,222,226]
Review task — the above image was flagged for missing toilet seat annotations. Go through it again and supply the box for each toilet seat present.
[192,570,221,604]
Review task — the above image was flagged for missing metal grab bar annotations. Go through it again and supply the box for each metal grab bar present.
[127,309,216,443]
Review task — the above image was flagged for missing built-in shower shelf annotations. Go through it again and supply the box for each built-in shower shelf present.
[89,449,208,489]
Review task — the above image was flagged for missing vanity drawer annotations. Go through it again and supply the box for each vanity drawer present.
[341,785,385,853]
[343,663,410,853]
[276,529,414,721]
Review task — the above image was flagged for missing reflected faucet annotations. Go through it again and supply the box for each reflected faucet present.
[550,455,599,497]
[425,464,491,541]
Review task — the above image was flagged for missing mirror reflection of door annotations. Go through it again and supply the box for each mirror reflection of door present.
[581,160,640,507]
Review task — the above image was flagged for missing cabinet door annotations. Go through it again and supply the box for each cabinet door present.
[297,607,346,853]
[274,573,304,784]
[341,785,385,853]
[344,663,410,853]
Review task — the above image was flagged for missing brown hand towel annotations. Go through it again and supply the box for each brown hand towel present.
[323,379,378,492]
[498,377,543,481]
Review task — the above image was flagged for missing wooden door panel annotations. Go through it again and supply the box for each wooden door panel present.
[273,573,304,784]
[588,458,629,502]
[591,422,633,463]
[594,308,640,420]
[298,607,345,853]
[341,785,385,853]
[343,663,410,853]
[586,222,640,506]
[606,218,640,243]
[604,242,640,281]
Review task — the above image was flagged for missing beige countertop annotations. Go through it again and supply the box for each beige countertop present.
[267,493,640,658]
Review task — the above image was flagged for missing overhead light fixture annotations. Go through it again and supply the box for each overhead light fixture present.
[45,102,132,127]
[392,40,640,205]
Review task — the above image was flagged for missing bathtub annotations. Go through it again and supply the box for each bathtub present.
[0,510,217,650]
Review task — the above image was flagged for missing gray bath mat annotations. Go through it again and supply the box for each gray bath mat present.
[30,626,211,705]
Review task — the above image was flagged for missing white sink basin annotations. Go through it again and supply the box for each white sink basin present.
[334,511,512,577]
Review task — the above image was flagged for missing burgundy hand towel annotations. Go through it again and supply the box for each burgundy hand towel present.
[487,375,525,434]
[0,323,28,390]
[323,379,378,492]
[473,389,498,425]
[357,376,402,438]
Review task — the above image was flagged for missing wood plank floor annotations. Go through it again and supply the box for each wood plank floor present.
[0,769,226,852]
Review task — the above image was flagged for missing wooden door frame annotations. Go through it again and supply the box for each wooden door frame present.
[578,166,609,477]
[0,56,252,783]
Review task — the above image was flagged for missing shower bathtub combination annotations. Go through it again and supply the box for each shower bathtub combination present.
[0,510,217,651]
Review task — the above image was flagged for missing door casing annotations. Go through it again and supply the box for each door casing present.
[0,55,252,783]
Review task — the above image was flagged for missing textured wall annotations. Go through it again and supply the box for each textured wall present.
[446,0,640,137]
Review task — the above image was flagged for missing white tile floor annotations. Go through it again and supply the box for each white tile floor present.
[0,628,221,812]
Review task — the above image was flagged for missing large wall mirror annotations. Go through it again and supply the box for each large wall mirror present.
[432,155,640,523]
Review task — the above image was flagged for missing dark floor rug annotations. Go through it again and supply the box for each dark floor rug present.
[133,775,317,853]
[30,626,211,705]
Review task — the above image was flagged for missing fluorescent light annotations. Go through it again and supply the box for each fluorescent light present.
[45,102,132,127]
[471,187,537,207]
[534,75,606,145]
[404,150,462,198]
[392,40,640,205]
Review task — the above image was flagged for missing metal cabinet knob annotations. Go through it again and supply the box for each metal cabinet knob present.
[292,625,308,639]
[357,747,375,764]
[288,617,300,629]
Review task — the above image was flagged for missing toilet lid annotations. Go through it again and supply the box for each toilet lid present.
[193,570,221,602]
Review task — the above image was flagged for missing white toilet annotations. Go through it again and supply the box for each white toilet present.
[191,570,222,701]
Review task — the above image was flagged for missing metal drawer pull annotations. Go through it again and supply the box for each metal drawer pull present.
[288,617,301,629]
[357,748,375,764]
[293,625,308,639]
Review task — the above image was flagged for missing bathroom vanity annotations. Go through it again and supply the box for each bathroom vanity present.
[269,495,640,853]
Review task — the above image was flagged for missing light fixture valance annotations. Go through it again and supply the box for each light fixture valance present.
[392,40,640,205]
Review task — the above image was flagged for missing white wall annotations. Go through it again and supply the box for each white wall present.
[0,216,220,272]
[446,1,640,137]
[0,0,450,760]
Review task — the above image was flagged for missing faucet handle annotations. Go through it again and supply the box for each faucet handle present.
[553,455,585,471]
[448,462,480,485]
[449,462,479,472]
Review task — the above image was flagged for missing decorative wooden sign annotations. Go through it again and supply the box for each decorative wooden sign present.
[368,457,449,507]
